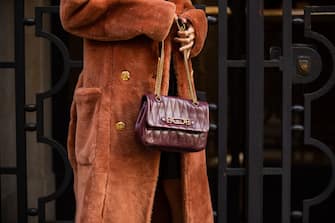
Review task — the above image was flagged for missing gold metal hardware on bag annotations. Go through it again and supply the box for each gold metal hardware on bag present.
[155,95,161,102]
[175,18,186,31]
[161,117,193,126]
[154,42,165,97]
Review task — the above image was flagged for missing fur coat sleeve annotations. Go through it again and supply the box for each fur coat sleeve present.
[177,1,208,57]
[60,0,176,41]
[60,0,207,56]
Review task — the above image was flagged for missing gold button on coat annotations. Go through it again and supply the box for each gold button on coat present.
[121,70,130,81]
[115,121,126,130]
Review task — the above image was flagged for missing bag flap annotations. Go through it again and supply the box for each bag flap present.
[145,94,209,132]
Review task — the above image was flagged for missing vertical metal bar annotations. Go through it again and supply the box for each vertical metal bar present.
[0,176,2,221]
[15,0,27,222]
[282,0,293,222]
[246,0,264,222]
[38,202,45,223]
[218,0,228,222]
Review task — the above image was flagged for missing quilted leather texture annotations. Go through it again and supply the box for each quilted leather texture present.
[142,128,208,152]
[134,94,209,152]
[146,94,209,132]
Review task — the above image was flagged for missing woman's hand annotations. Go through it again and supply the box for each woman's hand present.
[174,17,195,58]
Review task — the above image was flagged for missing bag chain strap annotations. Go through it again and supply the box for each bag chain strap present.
[154,18,199,105]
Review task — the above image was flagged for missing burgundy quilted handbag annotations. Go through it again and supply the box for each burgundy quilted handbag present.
[135,19,209,152]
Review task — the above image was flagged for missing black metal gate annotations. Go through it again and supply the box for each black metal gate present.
[1,0,335,222]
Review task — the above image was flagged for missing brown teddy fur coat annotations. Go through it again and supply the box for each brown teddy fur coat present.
[60,0,212,222]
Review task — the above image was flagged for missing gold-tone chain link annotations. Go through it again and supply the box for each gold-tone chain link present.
[154,17,198,105]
